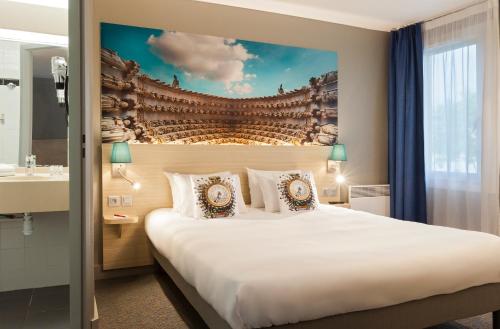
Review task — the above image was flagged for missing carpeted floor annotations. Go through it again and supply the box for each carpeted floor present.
[95,273,192,329]
[95,273,493,329]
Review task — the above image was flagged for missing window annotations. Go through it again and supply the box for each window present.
[422,2,499,234]
[424,42,481,176]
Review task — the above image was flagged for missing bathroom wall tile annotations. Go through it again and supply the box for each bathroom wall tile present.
[48,233,68,247]
[0,40,20,79]
[25,271,49,289]
[45,213,69,246]
[0,249,28,291]
[0,249,24,271]
[24,219,48,249]
[24,247,48,269]
[3,129,20,163]
[25,247,48,288]
[47,245,68,268]
[45,266,69,287]
[1,91,21,130]
[0,48,3,78]
[0,40,21,164]
[0,273,30,292]
[25,213,69,248]
[0,228,25,249]
[0,140,18,164]
[0,85,20,164]
[0,219,22,230]
[0,212,69,291]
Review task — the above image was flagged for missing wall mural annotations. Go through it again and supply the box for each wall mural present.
[100,23,338,146]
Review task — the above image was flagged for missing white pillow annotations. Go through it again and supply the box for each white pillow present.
[257,175,281,212]
[247,168,300,208]
[163,172,180,211]
[167,171,230,217]
[247,168,265,208]
[274,171,320,214]
[232,174,248,213]
[190,174,240,219]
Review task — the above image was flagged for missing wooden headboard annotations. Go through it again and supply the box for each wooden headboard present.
[101,144,338,270]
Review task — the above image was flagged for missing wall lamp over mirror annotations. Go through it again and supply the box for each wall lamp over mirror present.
[111,142,141,190]
[327,143,347,184]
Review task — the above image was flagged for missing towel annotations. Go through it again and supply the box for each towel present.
[0,164,16,176]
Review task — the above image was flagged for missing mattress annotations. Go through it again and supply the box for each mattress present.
[145,206,500,329]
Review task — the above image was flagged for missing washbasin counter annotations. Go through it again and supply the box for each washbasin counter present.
[0,171,69,213]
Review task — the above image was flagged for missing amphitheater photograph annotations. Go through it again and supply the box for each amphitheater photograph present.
[100,23,339,146]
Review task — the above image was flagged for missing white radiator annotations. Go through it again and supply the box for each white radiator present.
[348,184,390,216]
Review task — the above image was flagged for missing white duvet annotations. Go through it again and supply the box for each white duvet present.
[145,206,500,329]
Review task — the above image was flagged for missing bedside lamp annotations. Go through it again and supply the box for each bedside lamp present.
[111,142,141,190]
[328,143,347,184]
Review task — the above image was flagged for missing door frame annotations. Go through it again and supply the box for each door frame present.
[69,0,94,328]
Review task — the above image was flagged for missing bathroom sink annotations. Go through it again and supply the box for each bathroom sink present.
[0,172,69,213]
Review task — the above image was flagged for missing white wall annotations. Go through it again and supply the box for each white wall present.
[0,212,69,292]
[0,2,68,36]
[0,40,20,165]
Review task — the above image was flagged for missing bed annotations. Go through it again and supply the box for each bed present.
[145,205,500,329]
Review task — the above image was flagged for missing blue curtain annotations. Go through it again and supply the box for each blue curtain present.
[388,23,427,223]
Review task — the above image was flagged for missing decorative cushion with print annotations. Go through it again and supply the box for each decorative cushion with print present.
[191,175,239,219]
[275,172,319,213]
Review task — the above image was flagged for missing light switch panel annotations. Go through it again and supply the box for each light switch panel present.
[108,195,121,207]
[122,195,133,207]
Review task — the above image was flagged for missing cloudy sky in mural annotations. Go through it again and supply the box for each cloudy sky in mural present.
[101,23,338,98]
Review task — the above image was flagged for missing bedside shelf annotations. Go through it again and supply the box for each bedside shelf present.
[103,215,139,225]
[326,202,351,208]
[103,215,139,238]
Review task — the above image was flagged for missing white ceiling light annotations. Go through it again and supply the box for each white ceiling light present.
[0,28,68,47]
[5,0,67,9]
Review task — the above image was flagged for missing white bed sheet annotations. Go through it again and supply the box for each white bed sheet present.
[145,206,500,329]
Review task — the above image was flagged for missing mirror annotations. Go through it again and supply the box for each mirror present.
[0,40,68,167]
[31,47,68,166]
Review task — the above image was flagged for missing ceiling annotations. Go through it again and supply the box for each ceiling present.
[194,0,482,31]
[32,47,68,78]
[4,0,67,9]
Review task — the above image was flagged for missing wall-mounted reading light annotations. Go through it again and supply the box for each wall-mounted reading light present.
[111,142,141,190]
[327,143,347,184]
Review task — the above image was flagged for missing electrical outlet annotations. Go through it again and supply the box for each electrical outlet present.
[122,195,133,207]
[108,195,121,207]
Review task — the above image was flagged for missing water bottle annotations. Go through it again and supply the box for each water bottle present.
[25,154,36,176]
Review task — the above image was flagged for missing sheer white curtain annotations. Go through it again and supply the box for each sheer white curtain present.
[423,0,499,234]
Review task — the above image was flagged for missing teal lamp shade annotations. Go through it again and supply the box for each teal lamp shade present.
[111,142,132,163]
[330,144,347,161]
